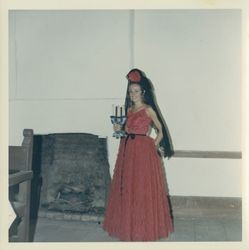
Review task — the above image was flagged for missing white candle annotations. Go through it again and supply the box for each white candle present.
[112,104,115,116]
[123,105,125,116]
[117,105,120,117]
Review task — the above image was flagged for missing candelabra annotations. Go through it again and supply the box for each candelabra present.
[110,105,126,138]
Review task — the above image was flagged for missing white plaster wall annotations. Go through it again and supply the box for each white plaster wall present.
[134,10,241,151]
[9,10,131,100]
[9,10,242,197]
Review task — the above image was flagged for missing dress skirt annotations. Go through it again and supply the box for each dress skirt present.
[102,135,174,241]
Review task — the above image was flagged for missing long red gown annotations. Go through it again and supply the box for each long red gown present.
[102,107,174,241]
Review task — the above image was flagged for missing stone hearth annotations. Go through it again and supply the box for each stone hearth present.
[32,133,111,217]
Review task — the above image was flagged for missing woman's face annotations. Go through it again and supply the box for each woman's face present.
[129,84,143,103]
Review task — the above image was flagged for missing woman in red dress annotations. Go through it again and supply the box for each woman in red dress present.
[102,69,174,241]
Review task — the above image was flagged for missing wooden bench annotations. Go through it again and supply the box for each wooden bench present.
[9,129,34,242]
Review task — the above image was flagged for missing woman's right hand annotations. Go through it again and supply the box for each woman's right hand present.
[113,123,121,132]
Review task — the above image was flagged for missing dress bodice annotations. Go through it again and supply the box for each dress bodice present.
[125,108,152,134]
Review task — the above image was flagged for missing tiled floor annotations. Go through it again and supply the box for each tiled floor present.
[33,214,242,242]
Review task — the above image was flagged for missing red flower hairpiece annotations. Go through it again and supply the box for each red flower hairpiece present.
[126,70,141,83]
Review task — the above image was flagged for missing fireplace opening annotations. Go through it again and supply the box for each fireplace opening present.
[30,133,111,223]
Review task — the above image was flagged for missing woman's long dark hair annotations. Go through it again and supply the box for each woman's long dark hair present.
[125,68,174,158]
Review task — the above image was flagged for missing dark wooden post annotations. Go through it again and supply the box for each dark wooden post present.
[9,129,34,242]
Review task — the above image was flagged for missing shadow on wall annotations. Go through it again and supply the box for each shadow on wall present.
[29,135,43,242]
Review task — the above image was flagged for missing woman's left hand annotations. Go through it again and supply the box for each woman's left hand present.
[155,144,164,157]
[158,146,164,155]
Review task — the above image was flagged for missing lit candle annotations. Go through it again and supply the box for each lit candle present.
[115,105,118,117]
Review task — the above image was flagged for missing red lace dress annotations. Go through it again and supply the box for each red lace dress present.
[102,108,174,241]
